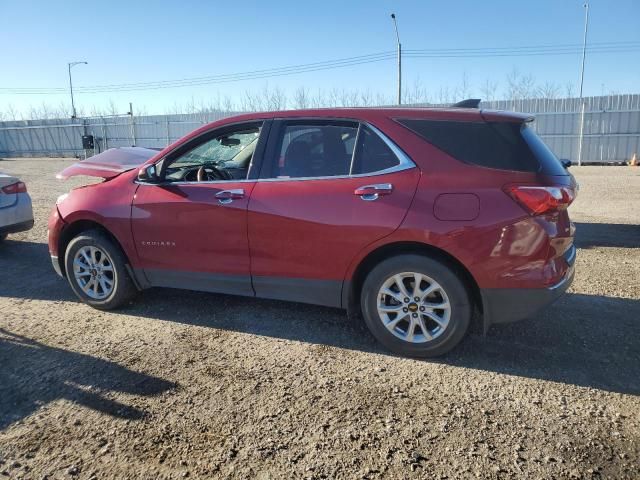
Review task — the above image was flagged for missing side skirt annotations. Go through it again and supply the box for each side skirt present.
[137,268,344,308]
[140,269,254,297]
[252,276,342,308]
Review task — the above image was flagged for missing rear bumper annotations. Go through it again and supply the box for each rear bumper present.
[0,219,34,236]
[0,193,34,236]
[481,245,576,329]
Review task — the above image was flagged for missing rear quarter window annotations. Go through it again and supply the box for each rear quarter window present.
[397,118,564,174]
[521,125,568,176]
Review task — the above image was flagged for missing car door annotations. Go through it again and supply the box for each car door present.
[131,120,268,296]
[247,119,420,307]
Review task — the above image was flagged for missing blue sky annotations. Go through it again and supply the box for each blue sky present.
[1,0,639,116]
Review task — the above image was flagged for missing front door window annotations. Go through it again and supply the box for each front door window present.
[164,125,261,182]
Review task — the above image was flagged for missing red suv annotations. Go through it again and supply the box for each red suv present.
[48,106,576,357]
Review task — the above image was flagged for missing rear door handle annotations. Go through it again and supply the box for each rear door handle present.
[354,183,393,201]
[215,188,245,204]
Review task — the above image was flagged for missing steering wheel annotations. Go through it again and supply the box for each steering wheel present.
[196,163,233,181]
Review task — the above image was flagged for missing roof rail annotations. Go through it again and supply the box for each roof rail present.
[452,98,481,108]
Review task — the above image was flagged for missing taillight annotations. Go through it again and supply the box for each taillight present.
[504,184,575,215]
[1,181,27,194]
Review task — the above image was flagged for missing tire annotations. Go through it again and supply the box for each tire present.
[64,229,137,310]
[361,254,471,358]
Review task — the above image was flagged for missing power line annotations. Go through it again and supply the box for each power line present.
[404,46,640,58]
[403,40,640,53]
[1,41,638,95]
[0,51,397,94]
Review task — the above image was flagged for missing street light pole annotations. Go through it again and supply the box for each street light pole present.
[577,2,589,166]
[68,61,88,118]
[391,13,401,105]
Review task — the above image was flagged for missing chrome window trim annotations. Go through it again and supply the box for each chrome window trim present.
[135,120,416,186]
[254,162,415,183]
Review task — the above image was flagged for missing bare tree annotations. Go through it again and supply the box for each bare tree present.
[506,69,536,100]
[564,83,575,98]
[338,89,358,107]
[480,79,498,102]
[455,73,472,100]
[106,99,120,116]
[264,85,287,110]
[310,88,327,108]
[359,89,374,107]
[6,104,19,120]
[292,86,310,109]
[404,78,429,105]
[135,105,149,116]
[240,90,261,111]
[436,86,451,105]
[326,88,341,107]
[536,81,560,99]
[183,96,197,114]
[222,95,234,112]
[375,92,391,106]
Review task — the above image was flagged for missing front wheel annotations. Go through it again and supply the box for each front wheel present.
[64,230,137,310]
[361,255,471,358]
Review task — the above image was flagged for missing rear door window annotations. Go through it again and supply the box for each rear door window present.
[272,122,358,178]
[351,126,401,174]
[267,120,406,179]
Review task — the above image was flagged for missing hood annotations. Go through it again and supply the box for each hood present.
[56,147,160,180]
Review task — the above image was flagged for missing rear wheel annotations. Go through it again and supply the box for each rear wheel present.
[64,230,137,310]
[361,254,471,357]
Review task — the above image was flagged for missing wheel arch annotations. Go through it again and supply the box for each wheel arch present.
[343,241,483,330]
[57,219,132,279]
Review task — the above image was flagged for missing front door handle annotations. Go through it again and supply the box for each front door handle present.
[215,189,245,204]
[354,183,393,201]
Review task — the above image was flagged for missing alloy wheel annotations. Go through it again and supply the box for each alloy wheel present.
[73,246,115,300]
[377,272,451,343]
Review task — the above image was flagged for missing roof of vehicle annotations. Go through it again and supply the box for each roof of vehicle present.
[206,107,532,125]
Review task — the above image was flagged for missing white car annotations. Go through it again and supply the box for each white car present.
[0,172,34,241]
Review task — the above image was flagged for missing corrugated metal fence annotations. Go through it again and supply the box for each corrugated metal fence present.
[481,94,640,164]
[0,111,236,158]
[0,94,638,163]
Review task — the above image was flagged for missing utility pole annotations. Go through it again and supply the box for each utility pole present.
[68,61,88,119]
[577,2,589,166]
[391,13,402,105]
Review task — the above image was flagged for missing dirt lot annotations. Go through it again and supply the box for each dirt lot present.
[0,159,639,479]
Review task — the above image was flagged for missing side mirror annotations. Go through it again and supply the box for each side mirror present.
[137,164,160,183]
[561,159,572,169]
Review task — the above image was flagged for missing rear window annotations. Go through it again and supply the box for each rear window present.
[397,118,565,174]
[521,125,567,176]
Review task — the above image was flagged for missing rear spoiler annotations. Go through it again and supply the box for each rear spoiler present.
[452,98,481,109]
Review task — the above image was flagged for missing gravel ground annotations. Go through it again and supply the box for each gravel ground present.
[0,159,638,480]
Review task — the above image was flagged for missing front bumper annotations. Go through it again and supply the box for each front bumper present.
[51,254,63,277]
[481,245,576,330]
